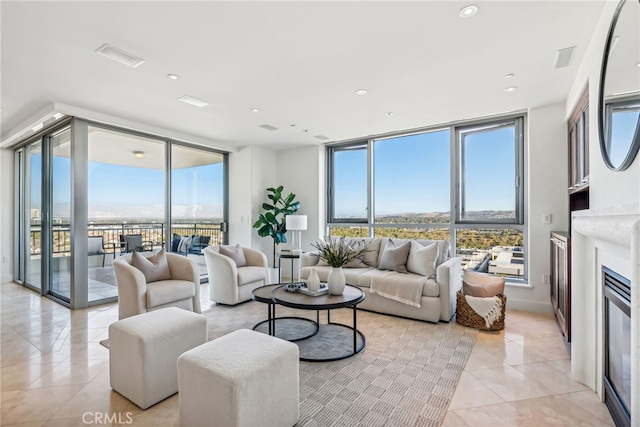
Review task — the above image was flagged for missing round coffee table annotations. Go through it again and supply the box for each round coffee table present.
[251,284,319,341]
[271,284,366,362]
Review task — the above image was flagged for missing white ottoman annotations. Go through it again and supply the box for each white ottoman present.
[109,307,208,409]
[178,329,299,427]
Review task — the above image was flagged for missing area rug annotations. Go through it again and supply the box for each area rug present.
[204,301,477,427]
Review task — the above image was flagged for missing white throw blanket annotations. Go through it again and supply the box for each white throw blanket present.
[370,274,424,308]
[465,295,503,328]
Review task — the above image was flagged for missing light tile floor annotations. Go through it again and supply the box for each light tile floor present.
[1,281,614,426]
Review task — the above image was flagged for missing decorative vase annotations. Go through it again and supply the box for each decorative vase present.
[327,266,346,295]
[307,268,321,291]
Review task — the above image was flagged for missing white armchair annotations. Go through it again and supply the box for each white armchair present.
[203,246,268,305]
[113,252,202,320]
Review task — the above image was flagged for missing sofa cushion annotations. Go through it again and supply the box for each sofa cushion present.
[131,249,172,283]
[378,240,411,273]
[237,266,266,286]
[407,241,439,279]
[362,238,382,267]
[219,244,247,267]
[146,279,196,308]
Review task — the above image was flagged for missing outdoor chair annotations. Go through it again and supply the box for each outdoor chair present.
[119,234,154,254]
[88,235,116,267]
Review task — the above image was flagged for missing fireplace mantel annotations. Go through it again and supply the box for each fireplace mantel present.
[571,203,639,426]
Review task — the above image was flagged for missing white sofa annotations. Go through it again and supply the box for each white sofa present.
[300,238,461,323]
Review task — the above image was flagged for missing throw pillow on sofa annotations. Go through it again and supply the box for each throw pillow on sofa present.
[219,244,247,267]
[377,240,411,273]
[407,241,439,279]
[131,249,172,283]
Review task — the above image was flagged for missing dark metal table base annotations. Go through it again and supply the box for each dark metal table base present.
[274,305,365,362]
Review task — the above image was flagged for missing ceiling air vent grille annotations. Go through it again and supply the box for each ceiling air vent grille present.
[259,124,278,131]
[554,46,576,69]
[95,43,145,68]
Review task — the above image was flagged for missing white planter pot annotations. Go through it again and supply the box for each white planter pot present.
[327,267,346,295]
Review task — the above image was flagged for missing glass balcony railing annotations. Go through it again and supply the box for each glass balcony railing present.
[30,221,224,256]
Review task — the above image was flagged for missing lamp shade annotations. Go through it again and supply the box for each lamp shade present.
[286,215,307,231]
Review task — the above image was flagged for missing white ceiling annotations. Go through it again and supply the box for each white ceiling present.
[1,1,606,151]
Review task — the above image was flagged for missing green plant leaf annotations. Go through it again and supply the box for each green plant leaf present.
[262,203,274,210]
[265,212,277,224]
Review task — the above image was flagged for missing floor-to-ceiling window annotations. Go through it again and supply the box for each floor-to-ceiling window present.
[170,145,226,268]
[14,118,228,308]
[327,115,526,280]
[49,128,72,300]
[24,141,43,291]
[87,126,166,302]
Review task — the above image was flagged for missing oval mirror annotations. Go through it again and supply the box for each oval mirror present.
[598,0,640,171]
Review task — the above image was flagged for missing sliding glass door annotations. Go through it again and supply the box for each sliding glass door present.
[49,128,72,300]
[24,141,43,291]
[170,145,226,263]
[14,118,228,308]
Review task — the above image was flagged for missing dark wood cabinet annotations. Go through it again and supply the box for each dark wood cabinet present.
[550,231,570,341]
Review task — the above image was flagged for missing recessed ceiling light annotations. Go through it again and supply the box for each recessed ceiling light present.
[459,5,478,18]
[53,113,65,120]
[132,151,145,159]
[504,73,515,79]
[31,123,44,132]
[251,108,260,113]
[384,112,394,116]
[504,86,518,93]
[355,89,367,95]
[636,61,640,68]
[166,74,180,80]
[178,95,210,108]
[95,43,145,68]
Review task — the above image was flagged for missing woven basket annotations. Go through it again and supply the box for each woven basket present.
[456,291,506,331]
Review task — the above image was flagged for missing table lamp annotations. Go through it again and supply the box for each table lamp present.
[286,215,307,255]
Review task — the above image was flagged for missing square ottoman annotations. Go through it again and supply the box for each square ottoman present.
[109,307,208,409]
[178,329,299,427]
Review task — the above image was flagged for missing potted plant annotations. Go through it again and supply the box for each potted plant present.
[253,186,300,269]
[311,237,365,295]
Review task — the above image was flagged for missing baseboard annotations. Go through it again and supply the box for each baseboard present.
[506,297,554,315]
[1,274,13,284]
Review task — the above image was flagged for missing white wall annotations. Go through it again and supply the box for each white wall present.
[0,148,13,283]
[505,102,568,314]
[228,145,277,264]
[567,0,640,211]
[276,145,325,252]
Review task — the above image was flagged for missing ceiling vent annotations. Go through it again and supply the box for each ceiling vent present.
[178,95,210,108]
[259,124,278,131]
[554,46,576,69]
[95,43,145,68]
[314,135,330,141]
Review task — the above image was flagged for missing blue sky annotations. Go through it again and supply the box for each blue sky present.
[334,126,516,217]
[33,155,224,219]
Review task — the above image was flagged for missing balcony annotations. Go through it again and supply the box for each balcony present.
[29,221,223,302]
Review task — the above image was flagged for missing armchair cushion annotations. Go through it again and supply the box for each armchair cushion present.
[219,244,247,267]
[172,233,182,252]
[146,280,197,308]
[237,266,267,286]
[131,249,171,283]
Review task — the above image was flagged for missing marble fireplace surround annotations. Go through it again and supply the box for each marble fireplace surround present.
[571,203,639,426]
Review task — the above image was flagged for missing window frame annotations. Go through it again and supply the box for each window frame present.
[326,114,528,281]
[454,117,525,225]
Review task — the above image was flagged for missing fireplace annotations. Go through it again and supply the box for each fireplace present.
[571,204,638,426]
[603,266,631,427]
